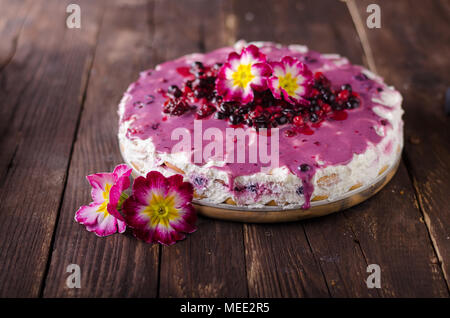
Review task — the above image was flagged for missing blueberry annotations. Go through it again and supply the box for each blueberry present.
[219,103,231,114]
[296,186,304,195]
[310,113,319,122]
[304,56,317,63]
[244,119,253,127]
[247,184,258,193]
[168,85,182,98]
[193,176,206,187]
[215,111,226,119]
[341,84,352,92]
[238,106,250,115]
[145,94,155,104]
[355,73,368,81]
[333,103,342,111]
[321,92,330,102]
[190,61,204,72]
[299,164,310,172]
[234,186,245,192]
[350,99,360,108]
[212,63,223,70]
[255,121,268,129]
[229,114,243,125]
[276,115,288,125]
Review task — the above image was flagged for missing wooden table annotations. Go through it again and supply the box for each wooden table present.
[0,0,449,298]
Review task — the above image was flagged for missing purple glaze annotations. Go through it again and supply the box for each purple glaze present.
[121,44,389,209]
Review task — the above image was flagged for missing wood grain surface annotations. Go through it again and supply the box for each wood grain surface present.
[0,0,103,297]
[0,0,448,298]
[352,0,450,290]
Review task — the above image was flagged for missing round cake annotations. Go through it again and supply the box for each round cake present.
[118,40,404,210]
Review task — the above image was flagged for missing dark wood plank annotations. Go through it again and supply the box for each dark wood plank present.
[0,0,103,297]
[244,223,329,297]
[342,164,448,297]
[43,0,161,297]
[352,0,450,294]
[234,0,448,297]
[156,0,248,298]
[0,0,31,69]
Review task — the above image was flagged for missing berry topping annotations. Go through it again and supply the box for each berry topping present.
[160,53,361,132]
[293,115,304,127]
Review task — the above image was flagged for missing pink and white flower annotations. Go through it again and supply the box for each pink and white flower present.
[268,56,313,104]
[75,164,131,236]
[216,45,272,104]
[122,171,197,245]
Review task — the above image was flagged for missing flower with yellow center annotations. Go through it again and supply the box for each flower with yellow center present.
[278,72,300,97]
[123,171,197,245]
[231,64,255,88]
[268,56,313,105]
[216,45,271,104]
[75,164,131,237]
[145,193,179,228]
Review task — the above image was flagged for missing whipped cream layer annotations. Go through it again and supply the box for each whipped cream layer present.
[118,41,404,209]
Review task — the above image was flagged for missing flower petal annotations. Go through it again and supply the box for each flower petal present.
[170,204,197,234]
[87,213,121,237]
[241,44,266,64]
[122,195,151,229]
[154,225,186,246]
[75,203,121,237]
[86,173,115,203]
[117,219,127,234]
[75,202,101,226]
[113,164,132,180]
[169,181,194,208]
